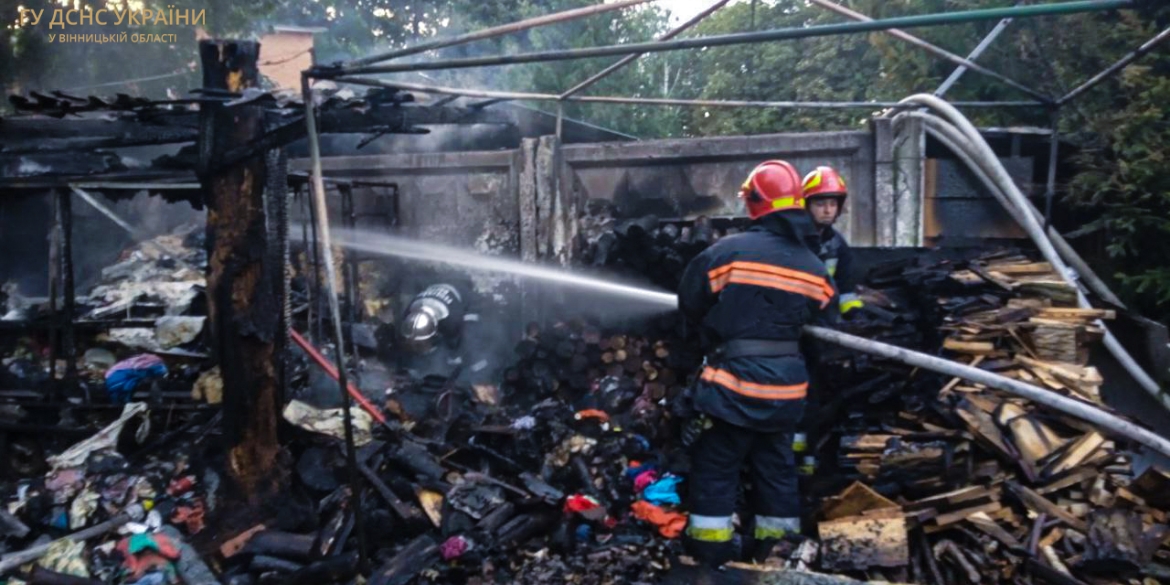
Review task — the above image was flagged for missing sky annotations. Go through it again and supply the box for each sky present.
[657,0,741,24]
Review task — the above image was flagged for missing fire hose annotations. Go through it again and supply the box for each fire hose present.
[802,325,1170,459]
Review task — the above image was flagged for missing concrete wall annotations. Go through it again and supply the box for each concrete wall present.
[293,122,926,274]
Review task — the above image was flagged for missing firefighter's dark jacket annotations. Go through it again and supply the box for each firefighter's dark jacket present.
[818,226,854,290]
[678,211,839,432]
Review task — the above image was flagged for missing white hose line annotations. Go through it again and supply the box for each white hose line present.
[805,325,1170,458]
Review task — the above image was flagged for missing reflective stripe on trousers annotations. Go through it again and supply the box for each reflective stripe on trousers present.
[686,514,734,543]
[755,515,800,540]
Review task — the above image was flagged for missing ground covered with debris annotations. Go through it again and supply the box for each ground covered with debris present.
[2,216,1170,585]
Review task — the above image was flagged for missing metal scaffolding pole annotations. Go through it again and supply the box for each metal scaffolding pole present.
[301,72,368,570]
[1057,26,1170,106]
[558,0,731,100]
[330,0,1130,77]
[1045,110,1060,226]
[337,76,1045,109]
[808,0,1050,103]
[936,15,1014,97]
[344,0,652,69]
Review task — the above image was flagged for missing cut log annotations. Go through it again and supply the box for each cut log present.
[1028,319,1084,364]
[1081,508,1168,573]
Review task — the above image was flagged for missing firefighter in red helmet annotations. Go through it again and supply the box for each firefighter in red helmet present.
[677,160,839,567]
[803,166,863,315]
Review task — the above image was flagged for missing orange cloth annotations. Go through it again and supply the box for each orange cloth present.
[574,409,610,423]
[630,500,687,539]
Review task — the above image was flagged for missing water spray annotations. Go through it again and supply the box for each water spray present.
[324,228,680,310]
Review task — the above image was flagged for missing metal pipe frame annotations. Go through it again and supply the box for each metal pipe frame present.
[343,0,653,69]
[301,72,368,571]
[328,0,1130,77]
[558,0,731,100]
[1058,26,1170,106]
[336,76,1045,109]
[935,15,1015,97]
[808,0,1049,102]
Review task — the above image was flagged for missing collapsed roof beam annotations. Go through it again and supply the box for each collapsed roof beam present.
[326,0,1132,78]
[343,0,653,69]
[0,105,510,156]
[337,77,1045,109]
[1057,26,1170,106]
[807,0,1050,103]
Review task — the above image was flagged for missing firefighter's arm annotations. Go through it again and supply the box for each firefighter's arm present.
[835,242,864,315]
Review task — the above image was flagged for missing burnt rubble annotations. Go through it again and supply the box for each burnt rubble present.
[1,215,1170,585]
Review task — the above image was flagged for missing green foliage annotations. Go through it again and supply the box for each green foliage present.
[1064,7,1170,322]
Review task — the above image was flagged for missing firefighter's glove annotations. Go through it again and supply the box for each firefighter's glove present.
[682,414,712,448]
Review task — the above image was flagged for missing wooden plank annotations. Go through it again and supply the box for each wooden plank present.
[967,511,1026,551]
[822,482,900,521]
[995,402,1068,464]
[1036,467,1098,495]
[1007,480,1088,533]
[930,501,1003,528]
[840,435,896,453]
[986,262,1054,275]
[818,510,909,570]
[1044,432,1106,477]
[904,486,993,512]
[1035,307,1115,320]
[943,338,996,354]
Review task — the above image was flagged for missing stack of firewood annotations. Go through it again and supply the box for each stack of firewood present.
[811,249,1170,584]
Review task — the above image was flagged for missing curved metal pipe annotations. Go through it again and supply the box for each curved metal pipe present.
[895,94,1165,409]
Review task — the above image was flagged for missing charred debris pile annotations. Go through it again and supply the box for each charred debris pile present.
[1,213,1169,585]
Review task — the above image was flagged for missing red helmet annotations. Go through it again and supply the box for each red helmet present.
[738,160,804,220]
[802,166,848,202]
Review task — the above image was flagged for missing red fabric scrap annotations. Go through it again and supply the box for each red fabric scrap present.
[633,470,658,493]
[630,501,687,539]
[564,494,612,524]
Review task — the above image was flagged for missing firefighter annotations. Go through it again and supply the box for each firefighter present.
[397,283,496,384]
[802,166,863,315]
[678,160,839,567]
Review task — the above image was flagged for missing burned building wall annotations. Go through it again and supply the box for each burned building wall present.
[556,130,880,248]
[0,190,205,298]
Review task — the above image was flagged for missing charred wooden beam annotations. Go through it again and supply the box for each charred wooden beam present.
[197,39,284,503]
[0,105,507,158]
[57,189,77,383]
